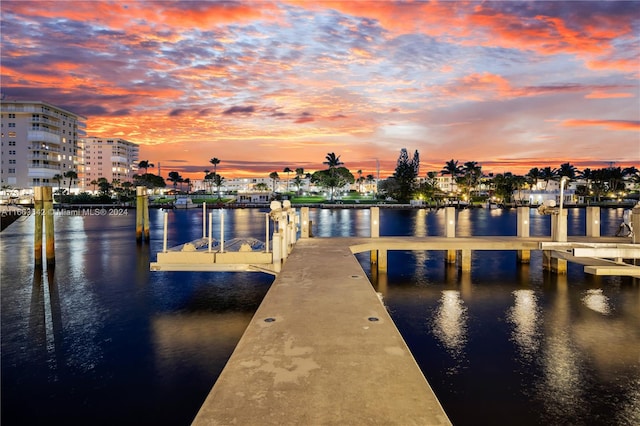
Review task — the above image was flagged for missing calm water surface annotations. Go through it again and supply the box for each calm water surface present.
[1,207,638,425]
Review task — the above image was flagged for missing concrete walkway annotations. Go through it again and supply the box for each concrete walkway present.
[193,238,451,425]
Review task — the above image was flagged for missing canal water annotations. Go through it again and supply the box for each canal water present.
[1,207,638,425]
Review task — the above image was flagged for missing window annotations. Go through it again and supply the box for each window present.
[8,168,15,174]
[8,114,15,118]
[8,123,15,127]
[9,159,16,164]
[8,141,15,146]
[9,150,15,155]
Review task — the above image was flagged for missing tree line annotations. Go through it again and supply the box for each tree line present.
[77,153,638,205]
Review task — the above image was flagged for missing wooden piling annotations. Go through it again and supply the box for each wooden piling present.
[136,186,144,243]
[300,207,310,238]
[143,191,150,241]
[43,186,55,268]
[34,186,44,268]
[370,207,380,270]
[445,207,456,264]
[586,206,600,237]
[517,207,530,263]
[632,204,640,245]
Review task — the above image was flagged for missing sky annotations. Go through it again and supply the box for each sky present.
[1,0,639,180]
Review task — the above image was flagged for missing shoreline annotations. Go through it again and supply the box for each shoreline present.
[11,201,636,210]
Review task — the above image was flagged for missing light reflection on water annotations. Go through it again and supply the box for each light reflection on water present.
[431,290,468,373]
[507,289,540,361]
[582,289,612,315]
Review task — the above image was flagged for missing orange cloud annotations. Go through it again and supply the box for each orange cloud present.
[585,91,635,99]
[562,119,640,131]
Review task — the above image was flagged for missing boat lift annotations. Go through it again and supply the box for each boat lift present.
[150,201,299,275]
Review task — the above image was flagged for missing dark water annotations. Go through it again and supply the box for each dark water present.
[1,207,638,425]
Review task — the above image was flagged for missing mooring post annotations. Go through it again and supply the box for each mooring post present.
[143,190,150,242]
[445,206,456,264]
[220,209,225,253]
[202,202,207,238]
[265,213,270,252]
[517,206,530,263]
[459,249,471,272]
[208,212,213,253]
[272,232,282,273]
[300,207,310,238]
[136,186,144,243]
[43,186,55,269]
[632,203,640,245]
[279,201,292,257]
[551,209,568,242]
[163,211,168,252]
[370,207,380,269]
[34,186,44,269]
[546,210,568,274]
[586,206,600,237]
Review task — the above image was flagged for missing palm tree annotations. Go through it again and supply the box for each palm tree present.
[255,182,269,192]
[440,159,463,195]
[461,161,482,201]
[97,177,111,196]
[558,162,579,182]
[90,179,99,193]
[293,175,304,195]
[283,167,293,192]
[213,175,224,200]
[167,171,182,199]
[526,167,542,190]
[323,152,344,169]
[52,174,64,200]
[209,158,220,179]
[64,170,78,196]
[138,160,154,174]
[269,171,280,193]
[541,167,557,190]
[356,169,363,193]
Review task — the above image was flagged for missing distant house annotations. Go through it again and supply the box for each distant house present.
[512,189,576,206]
[236,192,270,204]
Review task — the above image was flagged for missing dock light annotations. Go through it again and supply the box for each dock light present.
[449,220,454,225]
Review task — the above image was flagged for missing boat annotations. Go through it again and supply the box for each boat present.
[174,197,197,209]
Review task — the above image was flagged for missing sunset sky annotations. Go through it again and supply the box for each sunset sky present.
[2,0,639,180]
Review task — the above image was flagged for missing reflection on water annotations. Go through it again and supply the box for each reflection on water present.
[432,290,467,371]
[507,289,540,361]
[582,289,611,315]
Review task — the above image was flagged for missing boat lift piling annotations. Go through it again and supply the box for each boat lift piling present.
[136,186,150,243]
[33,186,56,269]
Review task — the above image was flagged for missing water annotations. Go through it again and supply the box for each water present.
[1,207,638,425]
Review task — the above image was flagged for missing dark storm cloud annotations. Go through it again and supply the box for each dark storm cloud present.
[223,105,255,115]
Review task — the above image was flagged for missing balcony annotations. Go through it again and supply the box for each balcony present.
[31,142,61,153]
[28,130,61,144]
[29,153,62,162]
[28,165,60,179]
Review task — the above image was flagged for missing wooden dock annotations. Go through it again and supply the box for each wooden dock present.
[192,237,452,425]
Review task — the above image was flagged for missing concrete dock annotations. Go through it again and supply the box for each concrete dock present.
[192,237,452,425]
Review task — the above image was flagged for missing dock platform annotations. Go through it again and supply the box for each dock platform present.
[192,237,452,425]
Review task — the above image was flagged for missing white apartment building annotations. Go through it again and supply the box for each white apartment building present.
[0,100,86,191]
[82,137,139,190]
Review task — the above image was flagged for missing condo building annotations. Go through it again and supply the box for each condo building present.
[82,137,139,191]
[1,100,86,190]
